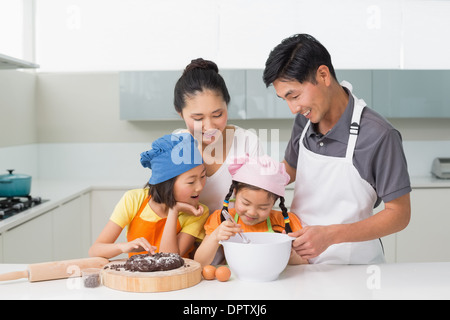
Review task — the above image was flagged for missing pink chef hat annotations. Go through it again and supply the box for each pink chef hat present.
[228,154,290,197]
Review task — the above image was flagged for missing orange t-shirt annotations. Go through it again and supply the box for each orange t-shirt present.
[204,208,302,235]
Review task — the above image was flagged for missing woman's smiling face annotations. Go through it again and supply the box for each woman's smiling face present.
[179,89,228,145]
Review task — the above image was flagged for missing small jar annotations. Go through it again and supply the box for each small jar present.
[82,268,102,288]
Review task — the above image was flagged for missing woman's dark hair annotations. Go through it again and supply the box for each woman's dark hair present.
[174,58,231,113]
[221,181,292,233]
[144,177,177,208]
[263,33,337,87]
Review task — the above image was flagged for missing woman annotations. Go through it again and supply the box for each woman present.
[174,58,265,214]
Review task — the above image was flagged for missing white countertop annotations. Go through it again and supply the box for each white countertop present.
[410,175,450,188]
[0,179,140,233]
[2,177,450,301]
[0,261,449,300]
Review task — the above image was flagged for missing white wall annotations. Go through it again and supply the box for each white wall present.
[2,0,450,181]
[34,0,450,71]
[0,70,37,147]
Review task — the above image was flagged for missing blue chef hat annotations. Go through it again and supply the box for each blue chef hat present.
[140,133,203,185]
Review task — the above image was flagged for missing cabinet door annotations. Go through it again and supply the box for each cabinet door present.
[90,189,129,259]
[52,197,84,260]
[120,70,247,120]
[396,188,450,262]
[372,70,450,118]
[335,70,373,107]
[79,193,91,256]
[3,213,53,263]
[246,69,293,119]
[220,70,246,120]
[120,71,181,120]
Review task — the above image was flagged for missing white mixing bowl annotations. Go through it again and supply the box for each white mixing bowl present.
[221,232,294,282]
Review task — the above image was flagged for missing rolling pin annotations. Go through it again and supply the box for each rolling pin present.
[0,257,109,282]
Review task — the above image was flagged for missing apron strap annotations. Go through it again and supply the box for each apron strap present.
[345,96,366,161]
[136,194,152,218]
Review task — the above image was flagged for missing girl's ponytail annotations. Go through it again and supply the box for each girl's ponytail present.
[278,196,292,233]
[220,182,236,223]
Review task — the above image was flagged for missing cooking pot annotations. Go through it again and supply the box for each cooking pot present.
[0,169,32,197]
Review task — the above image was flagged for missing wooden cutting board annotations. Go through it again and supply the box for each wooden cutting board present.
[101,258,201,293]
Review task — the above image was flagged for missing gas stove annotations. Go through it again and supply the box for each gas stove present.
[0,196,48,221]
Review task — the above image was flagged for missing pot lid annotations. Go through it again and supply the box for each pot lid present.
[0,169,31,180]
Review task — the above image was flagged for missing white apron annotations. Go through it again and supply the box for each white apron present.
[290,84,385,264]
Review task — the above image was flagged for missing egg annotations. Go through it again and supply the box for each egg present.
[202,265,216,280]
[215,266,231,282]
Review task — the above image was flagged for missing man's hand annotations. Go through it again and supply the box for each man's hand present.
[289,225,336,260]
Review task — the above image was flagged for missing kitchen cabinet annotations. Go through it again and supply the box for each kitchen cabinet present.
[335,70,372,107]
[396,188,450,263]
[246,69,293,119]
[119,71,181,120]
[52,193,91,261]
[0,53,39,69]
[372,70,450,118]
[3,211,53,263]
[2,193,90,263]
[90,189,129,259]
[119,70,246,120]
[121,69,450,120]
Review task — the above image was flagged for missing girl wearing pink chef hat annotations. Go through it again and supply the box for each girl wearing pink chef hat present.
[194,154,308,266]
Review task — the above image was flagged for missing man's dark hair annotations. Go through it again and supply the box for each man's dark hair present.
[263,33,337,87]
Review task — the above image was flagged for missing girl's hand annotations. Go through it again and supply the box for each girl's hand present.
[288,248,309,265]
[213,220,243,242]
[118,237,157,254]
[283,230,308,264]
[171,202,205,217]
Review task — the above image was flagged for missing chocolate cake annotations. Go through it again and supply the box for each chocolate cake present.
[124,252,184,272]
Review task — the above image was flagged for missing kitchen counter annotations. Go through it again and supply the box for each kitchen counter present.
[410,175,450,188]
[0,262,449,300]
[2,178,450,301]
[0,179,139,233]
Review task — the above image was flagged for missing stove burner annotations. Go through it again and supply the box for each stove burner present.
[0,196,47,220]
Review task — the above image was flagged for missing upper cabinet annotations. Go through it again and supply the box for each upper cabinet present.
[0,53,39,70]
[335,70,373,108]
[119,70,247,120]
[246,69,293,119]
[120,69,450,120]
[119,70,287,121]
[372,70,450,118]
[119,71,180,120]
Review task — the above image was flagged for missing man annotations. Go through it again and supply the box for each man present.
[263,34,411,264]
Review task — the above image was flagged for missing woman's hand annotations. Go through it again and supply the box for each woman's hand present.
[118,237,157,254]
[212,219,243,242]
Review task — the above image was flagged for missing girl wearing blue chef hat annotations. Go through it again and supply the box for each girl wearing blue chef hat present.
[89,133,209,259]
